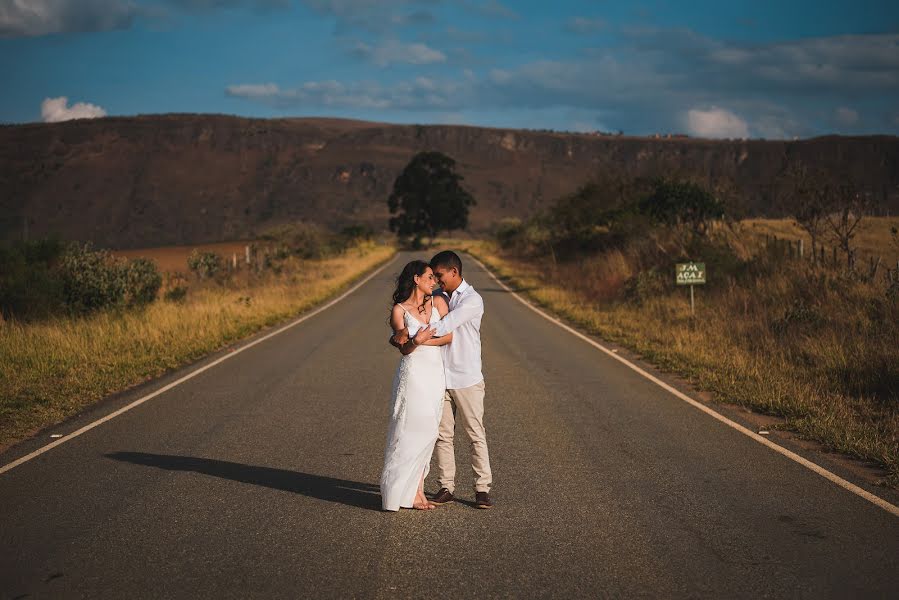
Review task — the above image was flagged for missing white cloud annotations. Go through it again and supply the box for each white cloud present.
[41,96,107,122]
[225,83,281,98]
[685,107,749,139]
[352,39,446,66]
[835,106,859,125]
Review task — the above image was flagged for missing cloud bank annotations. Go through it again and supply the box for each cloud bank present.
[226,29,899,138]
[0,0,138,37]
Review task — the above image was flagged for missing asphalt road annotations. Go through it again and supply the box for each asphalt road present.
[1,251,898,599]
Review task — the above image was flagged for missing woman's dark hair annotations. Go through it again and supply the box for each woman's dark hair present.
[392,260,431,306]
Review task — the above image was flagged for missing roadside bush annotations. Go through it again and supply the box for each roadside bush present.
[60,243,126,314]
[340,224,373,242]
[494,218,524,249]
[0,239,66,320]
[187,249,223,280]
[683,234,748,286]
[123,258,162,305]
[162,272,189,303]
[622,267,669,305]
[2,241,164,318]
[261,222,354,259]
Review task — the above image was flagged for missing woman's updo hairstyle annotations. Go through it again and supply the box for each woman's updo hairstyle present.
[391,260,431,306]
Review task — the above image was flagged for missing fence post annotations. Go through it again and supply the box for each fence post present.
[232,253,238,270]
[798,239,804,259]
[245,245,251,265]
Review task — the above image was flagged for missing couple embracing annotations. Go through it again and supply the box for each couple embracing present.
[380,251,494,512]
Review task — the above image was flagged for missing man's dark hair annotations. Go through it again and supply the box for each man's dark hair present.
[430,250,463,276]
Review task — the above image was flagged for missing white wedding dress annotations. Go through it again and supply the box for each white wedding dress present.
[380,305,446,511]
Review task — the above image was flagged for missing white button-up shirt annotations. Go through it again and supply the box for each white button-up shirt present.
[433,280,484,389]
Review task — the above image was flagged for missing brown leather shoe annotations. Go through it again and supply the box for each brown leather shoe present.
[475,491,494,509]
[431,488,454,505]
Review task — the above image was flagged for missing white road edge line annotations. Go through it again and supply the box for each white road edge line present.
[0,253,399,476]
[469,254,899,518]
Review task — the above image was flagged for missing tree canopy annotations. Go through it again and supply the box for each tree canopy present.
[387,151,476,246]
[638,177,726,236]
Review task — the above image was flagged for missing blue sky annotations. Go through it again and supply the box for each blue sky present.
[2,0,898,138]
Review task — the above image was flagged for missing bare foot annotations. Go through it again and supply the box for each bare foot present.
[413,492,435,510]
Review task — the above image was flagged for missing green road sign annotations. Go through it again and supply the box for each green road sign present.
[676,262,706,285]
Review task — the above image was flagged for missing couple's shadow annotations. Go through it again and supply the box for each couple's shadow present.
[106,451,382,511]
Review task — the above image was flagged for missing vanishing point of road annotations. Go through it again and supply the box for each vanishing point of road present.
[2,252,897,598]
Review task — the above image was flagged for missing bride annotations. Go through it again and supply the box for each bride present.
[380,260,452,511]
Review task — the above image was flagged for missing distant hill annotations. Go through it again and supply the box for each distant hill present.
[1,113,897,248]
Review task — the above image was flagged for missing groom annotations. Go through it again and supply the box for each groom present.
[391,250,493,509]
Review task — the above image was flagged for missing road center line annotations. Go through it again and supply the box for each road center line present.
[468,254,899,518]
[0,253,399,476]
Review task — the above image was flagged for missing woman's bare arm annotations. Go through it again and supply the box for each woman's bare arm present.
[422,332,452,346]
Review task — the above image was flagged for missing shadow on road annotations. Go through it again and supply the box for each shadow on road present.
[105,452,382,511]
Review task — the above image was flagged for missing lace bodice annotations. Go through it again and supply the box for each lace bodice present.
[400,302,440,338]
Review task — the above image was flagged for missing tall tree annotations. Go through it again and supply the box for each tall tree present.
[638,177,726,236]
[778,160,832,264]
[387,151,476,247]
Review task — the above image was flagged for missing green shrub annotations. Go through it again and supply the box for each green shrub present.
[164,286,188,303]
[622,267,670,305]
[494,218,524,249]
[123,258,162,305]
[1,240,162,319]
[187,249,223,279]
[60,243,126,314]
[340,224,373,242]
[638,177,726,236]
[261,222,349,259]
[0,239,66,320]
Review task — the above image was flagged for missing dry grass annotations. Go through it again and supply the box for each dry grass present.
[741,216,899,267]
[461,220,899,487]
[0,242,396,450]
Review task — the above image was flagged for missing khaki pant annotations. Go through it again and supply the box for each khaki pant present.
[435,380,492,493]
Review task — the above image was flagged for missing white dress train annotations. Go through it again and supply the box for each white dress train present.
[380,305,446,511]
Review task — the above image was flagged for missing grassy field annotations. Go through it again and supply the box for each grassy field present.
[740,216,899,268]
[454,217,899,487]
[0,242,395,451]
